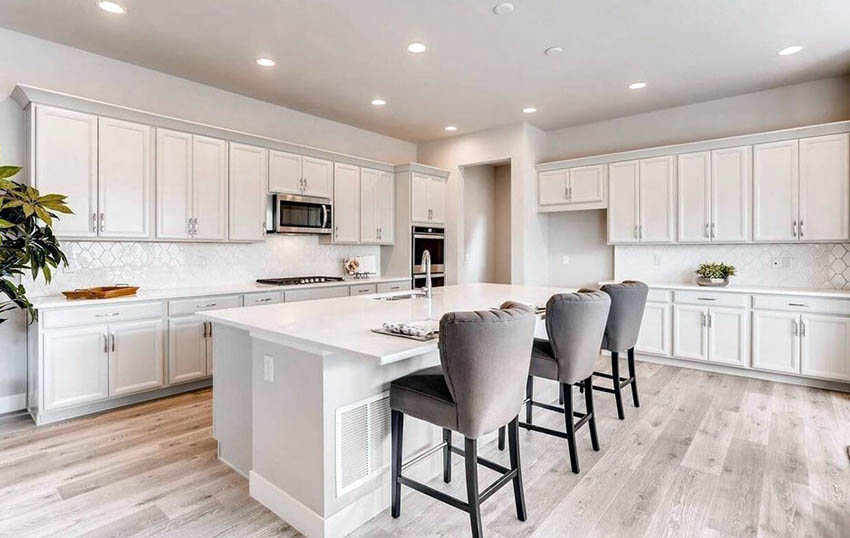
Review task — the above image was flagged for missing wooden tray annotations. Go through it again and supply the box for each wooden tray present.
[62,285,139,300]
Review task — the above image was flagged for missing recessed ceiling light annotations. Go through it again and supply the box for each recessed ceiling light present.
[777,45,803,56]
[544,46,563,56]
[371,98,387,106]
[523,107,537,114]
[628,81,647,90]
[97,1,125,14]
[493,2,515,15]
[256,58,276,67]
[407,42,427,54]
[444,125,457,131]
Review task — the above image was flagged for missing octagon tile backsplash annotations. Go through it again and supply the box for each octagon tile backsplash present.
[614,243,850,289]
[24,236,381,296]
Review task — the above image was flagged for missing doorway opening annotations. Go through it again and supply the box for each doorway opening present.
[460,160,511,284]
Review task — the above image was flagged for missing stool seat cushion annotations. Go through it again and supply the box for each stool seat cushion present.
[390,366,458,432]
[529,338,559,381]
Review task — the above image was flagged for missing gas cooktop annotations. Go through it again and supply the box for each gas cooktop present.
[256,276,345,286]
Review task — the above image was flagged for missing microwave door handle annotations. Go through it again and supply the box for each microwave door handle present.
[322,205,329,228]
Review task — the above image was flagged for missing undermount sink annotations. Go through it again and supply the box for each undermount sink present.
[373,292,427,301]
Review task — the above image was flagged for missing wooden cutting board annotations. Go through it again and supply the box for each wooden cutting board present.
[62,286,139,300]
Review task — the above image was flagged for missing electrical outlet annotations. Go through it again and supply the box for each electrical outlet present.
[263,355,274,382]
[562,255,570,265]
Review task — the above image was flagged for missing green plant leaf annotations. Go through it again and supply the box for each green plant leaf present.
[0,166,22,179]
[0,218,14,229]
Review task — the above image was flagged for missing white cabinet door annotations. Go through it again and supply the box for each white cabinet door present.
[302,157,333,199]
[569,165,605,203]
[752,310,800,374]
[539,170,568,206]
[411,173,431,223]
[712,146,751,242]
[677,151,711,242]
[708,307,749,367]
[98,118,154,239]
[608,160,640,243]
[228,143,267,242]
[43,325,109,410]
[635,302,671,356]
[799,134,849,242]
[800,314,850,381]
[156,129,193,240]
[268,150,302,195]
[168,317,208,384]
[108,319,164,397]
[192,136,228,241]
[34,106,98,238]
[377,171,395,244]
[639,155,675,242]
[360,168,379,243]
[333,163,360,243]
[673,305,707,361]
[429,176,447,224]
[753,140,798,242]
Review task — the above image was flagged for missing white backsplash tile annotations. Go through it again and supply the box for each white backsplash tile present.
[614,243,847,289]
[24,235,381,296]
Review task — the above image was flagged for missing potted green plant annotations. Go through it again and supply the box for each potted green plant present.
[695,262,736,287]
[1,153,71,324]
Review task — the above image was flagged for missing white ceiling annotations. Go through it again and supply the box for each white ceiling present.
[1,0,849,142]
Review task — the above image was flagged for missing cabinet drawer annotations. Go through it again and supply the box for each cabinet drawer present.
[42,301,163,329]
[753,294,850,316]
[674,290,749,308]
[168,295,241,317]
[377,281,412,293]
[244,291,283,307]
[284,286,349,303]
[350,284,378,296]
[647,289,671,303]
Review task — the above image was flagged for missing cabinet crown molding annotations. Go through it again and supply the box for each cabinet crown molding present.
[393,162,450,179]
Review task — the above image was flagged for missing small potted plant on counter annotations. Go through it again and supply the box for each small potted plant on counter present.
[695,262,736,287]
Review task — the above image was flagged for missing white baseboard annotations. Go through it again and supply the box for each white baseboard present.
[0,393,25,414]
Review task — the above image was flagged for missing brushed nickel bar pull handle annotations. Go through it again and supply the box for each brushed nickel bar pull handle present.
[801,320,806,337]
[202,322,208,338]
[705,223,710,238]
[110,333,115,352]
[799,220,804,238]
[208,322,212,337]
[792,220,797,237]
[792,320,798,336]
[104,333,108,353]
[95,312,121,318]
[197,303,217,308]
[711,223,716,238]
[697,297,716,301]
[787,303,808,307]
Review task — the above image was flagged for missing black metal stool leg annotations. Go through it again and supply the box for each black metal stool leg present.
[561,383,579,474]
[525,375,534,424]
[628,348,640,408]
[611,352,625,420]
[442,428,452,483]
[498,425,506,451]
[507,416,527,521]
[391,410,404,518]
[584,377,600,451]
[465,437,483,538]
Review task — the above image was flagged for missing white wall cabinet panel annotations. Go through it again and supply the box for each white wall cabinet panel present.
[302,157,333,199]
[192,136,229,241]
[333,163,360,243]
[711,146,751,242]
[156,129,194,240]
[708,307,749,367]
[753,140,799,242]
[411,173,431,223]
[268,150,302,195]
[98,118,154,239]
[228,143,268,242]
[430,176,447,225]
[798,134,849,242]
[34,106,98,238]
[673,305,707,361]
[539,170,568,206]
[43,326,109,410]
[569,165,606,204]
[608,160,640,243]
[360,168,379,243]
[635,302,671,356]
[800,314,850,381]
[377,171,395,244]
[108,319,164,397]
[677,151,711,242]
[639,155,675,242]
[168,317,208,384]
[752,310,800,374]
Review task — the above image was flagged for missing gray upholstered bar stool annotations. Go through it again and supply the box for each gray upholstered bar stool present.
[593,281,649,420]
[500,290,611,474]
[389,302,536,538]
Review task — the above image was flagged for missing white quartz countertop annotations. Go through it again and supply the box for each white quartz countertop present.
[201,283,576,364]
[29,275,411,310]
[600,281,850,299]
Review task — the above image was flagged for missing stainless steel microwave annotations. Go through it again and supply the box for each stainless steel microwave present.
[266,194,332,234]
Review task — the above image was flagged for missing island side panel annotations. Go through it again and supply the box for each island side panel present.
[211,323,253,475]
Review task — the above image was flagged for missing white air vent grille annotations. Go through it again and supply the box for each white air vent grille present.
[336,392,391,496]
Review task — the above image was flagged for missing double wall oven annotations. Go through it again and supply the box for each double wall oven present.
[412,226,445,288]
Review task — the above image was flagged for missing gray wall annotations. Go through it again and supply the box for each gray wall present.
[461,164,511,284]
[547,210,613,288]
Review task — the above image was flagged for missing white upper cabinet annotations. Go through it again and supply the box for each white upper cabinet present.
[539,170,568,206]
[377,171,395,244]
[798,133,849,242]
[608,160,640,243]
[34,106,98,238]
[192,136,229,241]
[677,151,711,242]
[538,165,606,209]
[229,142,268,242]
[569,165,606,204]
[302,157,333,198]
[639,155,675,242]
[753,140,799,242]
[268,150,302,195]
[430,175,446,224]
[156,129,194,240]
[333,162,360,243]
[360,168,379,243]
[98,118,154,239]
[411,173,446,225]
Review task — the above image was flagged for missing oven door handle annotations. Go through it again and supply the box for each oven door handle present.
[413,233,445,240]
[414,272,445,279]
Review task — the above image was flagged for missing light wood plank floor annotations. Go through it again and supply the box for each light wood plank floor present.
[1,360,849,537]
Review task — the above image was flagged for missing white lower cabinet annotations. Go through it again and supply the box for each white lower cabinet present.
[43,326,110,411]
[109,319,164,397]
[752,310,800,374]
[800,314,850,381]
[635,302,671,356]
[168,316,210,384]
[673,304,749,366]
[673,305,708,361]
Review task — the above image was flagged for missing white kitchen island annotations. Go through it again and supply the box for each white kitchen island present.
[201,283,572,538]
